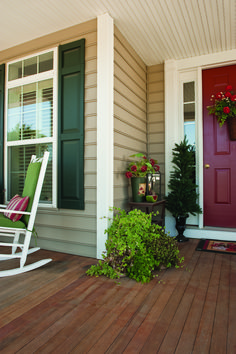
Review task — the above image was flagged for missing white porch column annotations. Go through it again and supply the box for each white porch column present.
[96,13,114,259]
[164,59,179,236]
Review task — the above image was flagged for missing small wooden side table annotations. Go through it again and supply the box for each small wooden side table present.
[128,200,166,227]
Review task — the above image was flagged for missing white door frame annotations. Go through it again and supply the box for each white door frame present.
[165,49,236,241]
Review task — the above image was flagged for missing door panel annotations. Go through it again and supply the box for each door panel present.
[202,65,236,227]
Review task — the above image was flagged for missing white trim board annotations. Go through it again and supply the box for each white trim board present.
[185,228,236,242]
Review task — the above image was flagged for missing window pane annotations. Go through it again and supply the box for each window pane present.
[38,79,53,137]
[184,122,195,147]
[8,61,22,81]
[8,143,52,203]
[23,57,37,77]
[184,103,195,121]
[39,52,53,73]
[22,83,37,139]
[183,82,195,147]
[7,87,21,141]
[184,82,195,102]
[7,79,53,141]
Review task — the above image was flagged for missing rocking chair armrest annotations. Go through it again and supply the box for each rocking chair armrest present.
[0,208,31,215]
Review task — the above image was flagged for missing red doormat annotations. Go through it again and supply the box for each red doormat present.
[196,239,236,254]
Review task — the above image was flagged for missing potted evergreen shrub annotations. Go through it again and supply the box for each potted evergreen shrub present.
[165,137,202,242]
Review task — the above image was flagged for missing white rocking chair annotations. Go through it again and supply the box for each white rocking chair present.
[0,151,52,277]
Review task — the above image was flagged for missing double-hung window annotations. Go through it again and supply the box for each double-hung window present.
[2,39,85,210]
[5,49,57,206]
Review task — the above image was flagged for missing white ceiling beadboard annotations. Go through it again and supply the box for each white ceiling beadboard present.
[0,0,235,65]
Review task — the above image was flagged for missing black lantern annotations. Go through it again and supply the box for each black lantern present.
[146,172,161,200]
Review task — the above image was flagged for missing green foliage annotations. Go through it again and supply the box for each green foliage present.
[207,86,236,127]
[86,208,184,283]
[165,137,202,218]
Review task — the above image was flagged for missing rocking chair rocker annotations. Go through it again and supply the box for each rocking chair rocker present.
[0,151,52,277]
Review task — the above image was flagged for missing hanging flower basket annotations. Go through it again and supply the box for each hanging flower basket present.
[227,116,236,141]
[207,85,236,140]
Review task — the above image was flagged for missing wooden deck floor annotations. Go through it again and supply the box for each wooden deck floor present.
[0,238,236,353]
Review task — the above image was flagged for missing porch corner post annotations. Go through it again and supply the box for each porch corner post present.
[96,13,114,259]
[164,59,179,236]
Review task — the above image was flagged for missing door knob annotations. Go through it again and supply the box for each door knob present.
[204,164,210,169]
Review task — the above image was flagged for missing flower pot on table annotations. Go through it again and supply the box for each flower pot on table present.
[131,177,146,202]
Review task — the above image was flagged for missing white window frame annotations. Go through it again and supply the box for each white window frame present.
[179,74,199,227]
[4,47,58,208]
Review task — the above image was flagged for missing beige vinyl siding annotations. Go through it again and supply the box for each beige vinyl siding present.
[114,27,147,209]
[0,20,97,258]
[147,64,165,198]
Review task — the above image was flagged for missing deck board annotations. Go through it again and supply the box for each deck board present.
[210,255,230,354]
[191,253,221,353]
[0,239,235,353]
[227,255,236,353]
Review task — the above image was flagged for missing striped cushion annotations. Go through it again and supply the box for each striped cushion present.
[4,195,29,222]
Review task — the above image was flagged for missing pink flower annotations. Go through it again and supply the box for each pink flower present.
[154,165,160,172]
[141,165,147,172]
[125,171,132,178]
[225,91,232,98]
[131,165,137,172]
[226,85,232,91]
[223,106,230,114]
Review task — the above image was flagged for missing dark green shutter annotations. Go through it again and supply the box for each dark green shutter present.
[58,39,85,209]
[0,64,5,202]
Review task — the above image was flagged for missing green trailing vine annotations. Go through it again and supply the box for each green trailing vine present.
[86,208,184,283]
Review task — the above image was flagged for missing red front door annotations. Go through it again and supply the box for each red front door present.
[202,65,236,227]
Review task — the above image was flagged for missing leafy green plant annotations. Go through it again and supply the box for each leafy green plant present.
[86,208,184,283]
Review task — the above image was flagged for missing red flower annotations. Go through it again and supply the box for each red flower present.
[143,156,147,159]
[215,92,222,99]
[150,158,155,166]
[131,165,137,172]
[226,85,232,91]
[141,165,147,172]
[231,95,236,101]
[125,171,133,178]
[225,91,232,98]
[223,106,230,114]
[154,165,160,172]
